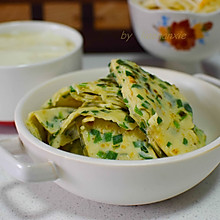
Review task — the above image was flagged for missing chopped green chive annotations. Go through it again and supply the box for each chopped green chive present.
[79,83,87,87]
[149,74,155,79]
[159,83,167,89]
[131,84,142,89]
[123,98,129,103]
[96,83,106,88]
[155,95,162,104]
[173,120,180,129]
[90,129,102,143]
[151,108,156,115]
[133,141,145,148]
[47,99,52,107]
[142,76,148,82]
[97,150,106,159]
[157,116,163,125]
[139,152,153,159]
[184,103,193,113]
[104,132,112,142]
[100,109,110,113]
[167,141,172,147]
[94,133,102,143]
[46,121,54,128]
[113,134,123,145]
[117,90,123,97]
[141,100,150,109]
[126,71,134,78]
[134,105,143,116]
[176,99,183,108]
[137,94,144,100]
[105,151,118,160]
[90,129,99,136]
[141,145,149,154]
[140,122,146,133]
[107,72,116,78]
[81,110,89,114]
[124,115,135,123]
[91,110,99,115]
[69,85,76,92]
[183,138,188,145]
[119,122,129,129]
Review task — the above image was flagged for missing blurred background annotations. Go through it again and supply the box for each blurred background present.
[0,0,143,53]
[1,0,220,78]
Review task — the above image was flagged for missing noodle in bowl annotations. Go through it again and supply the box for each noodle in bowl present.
[128,0,220,62]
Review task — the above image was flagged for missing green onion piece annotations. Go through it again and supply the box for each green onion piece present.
[100,109,110,113]
[131,84,142,89]
[107,72,116,78]
[104,132,112,142]
[140,122,146,134]
[113,134,123,145]
[137,94,144,100]
[69,85,76,93]
[183,138,188,145]
[157,116,163,125]
[141,100,150,109]
[176,99,183,108]
[184,103,193,113]
[134,105,143,116]
[123,98,129,103]
[117,90,122,97]
[133,141,145,148]
[124,115,135,123]
[96,83,106,88]
[79,83,87,87]
[155,95,162,104]
[166,141,172,147]
[141,145,149,153]
[94,132,102,143]
[81,110,89,114]
[46,121,54,128]
[173,120,180,129]
[159,83,167,89]
[48,99,52,107]
[90,129,99,136]
[151,108,156,115]
[97,150,106,159]
[126,71,134,78]
[139,152,153,159]
[91,110,99,115]
[119,122,129,129]
[105,151,118,160]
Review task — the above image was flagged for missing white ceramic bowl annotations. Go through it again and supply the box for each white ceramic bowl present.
[0,21,83,123]
[128,0,220,62]
[0,67,219,205]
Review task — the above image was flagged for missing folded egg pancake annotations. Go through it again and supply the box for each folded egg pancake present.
[42,78,126,110]
[79,117,157,160]
[26,107,75,142]
[49,106,137,148]
[109,59,206,156]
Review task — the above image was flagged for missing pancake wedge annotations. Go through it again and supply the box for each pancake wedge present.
[109,59,206,156]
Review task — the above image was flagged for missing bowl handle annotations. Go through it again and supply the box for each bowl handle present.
[0,137,58,182]
[194,74,220,87]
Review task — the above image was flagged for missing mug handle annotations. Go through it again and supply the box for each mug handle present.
[0,137,58,182]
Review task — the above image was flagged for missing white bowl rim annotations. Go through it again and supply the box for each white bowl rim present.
[0,20,83,69]
[15,67,220,167]
[128,0,220,16]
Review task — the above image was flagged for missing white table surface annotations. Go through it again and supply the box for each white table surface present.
[0,53,219,220]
